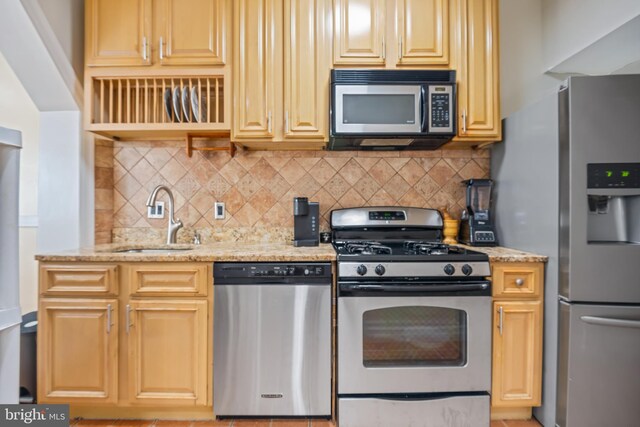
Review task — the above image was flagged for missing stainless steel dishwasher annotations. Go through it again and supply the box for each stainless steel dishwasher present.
[213,262,332,417]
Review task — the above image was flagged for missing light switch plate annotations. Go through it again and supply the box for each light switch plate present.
[147,201,165,219]
[214,202,225,219]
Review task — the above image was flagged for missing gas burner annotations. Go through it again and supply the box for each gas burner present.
[344,241,392,255]
[404,241,454,255]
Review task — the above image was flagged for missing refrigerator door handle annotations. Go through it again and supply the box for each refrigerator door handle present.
[580,315,640,329]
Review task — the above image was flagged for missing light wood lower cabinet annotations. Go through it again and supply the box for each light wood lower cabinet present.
[491,262,544,418]
[38,262,211,411]
[492,300,542,407]
[127,300,208,405]
[38,299,119,404]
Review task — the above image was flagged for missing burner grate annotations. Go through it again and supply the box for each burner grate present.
[343,241,392,255]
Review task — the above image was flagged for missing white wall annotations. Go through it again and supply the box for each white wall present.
[500,0,640,117]
[541,0,640,69]
[33,0,84,81]
[0,52,40,314]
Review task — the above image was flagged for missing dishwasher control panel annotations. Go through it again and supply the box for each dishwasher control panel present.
[214,262,332,282]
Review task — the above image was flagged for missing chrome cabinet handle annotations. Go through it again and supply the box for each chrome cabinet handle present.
[267,111,272,134]
[285,110,289,134]
[581,316,640,329]
[126,304,132,334]
[462,109,467,133]
[515,278,524,286]
[107,304,112,334]
[498,306,504,336]
[382,38,386,60]
[398,36,403,60]
[159,36,164,60]
[142,36,148,61]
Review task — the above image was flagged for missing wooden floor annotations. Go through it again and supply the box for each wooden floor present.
[72,419,542,426]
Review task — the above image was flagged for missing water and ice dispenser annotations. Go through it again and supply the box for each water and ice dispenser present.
[587,163,640,244]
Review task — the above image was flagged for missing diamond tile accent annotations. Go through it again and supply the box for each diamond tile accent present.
[383,174,410,199]
[175,173,201,200]
[428,159,457,187]
[207,174,232,198]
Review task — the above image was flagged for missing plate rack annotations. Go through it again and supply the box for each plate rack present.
[85,74,230,140]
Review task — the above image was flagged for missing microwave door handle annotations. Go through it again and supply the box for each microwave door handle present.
[420,86,428,132]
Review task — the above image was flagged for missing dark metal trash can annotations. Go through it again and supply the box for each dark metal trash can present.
[20,311,37,404]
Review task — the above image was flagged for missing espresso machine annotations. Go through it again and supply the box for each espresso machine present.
[293,197,319,247]
[459,179,498,246]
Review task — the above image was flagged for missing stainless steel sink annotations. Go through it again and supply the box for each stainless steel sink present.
[113,246,194,254]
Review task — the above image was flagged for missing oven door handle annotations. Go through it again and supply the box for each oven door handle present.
[339,281,490,293]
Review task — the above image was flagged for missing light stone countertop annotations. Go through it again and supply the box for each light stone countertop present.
[35,242,338,263]
[36,242,547,263]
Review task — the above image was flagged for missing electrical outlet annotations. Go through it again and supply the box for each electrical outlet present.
[214,202,225,219]
[147,201,165,219]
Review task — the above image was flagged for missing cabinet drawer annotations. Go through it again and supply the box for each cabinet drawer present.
[492,263,543,299]
[127,263,209,296]
[40,264,118,296]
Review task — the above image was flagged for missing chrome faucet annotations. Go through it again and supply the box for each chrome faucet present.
[146,185,183,244]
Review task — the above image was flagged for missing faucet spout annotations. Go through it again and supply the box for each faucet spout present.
[146,185,183,244]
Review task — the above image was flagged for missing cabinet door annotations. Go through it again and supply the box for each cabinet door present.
[38,299,118,403]
[333,0,386,65]
[396,0,449,66]
[456,0,500,140]
[492,301,542,407]
[127,300,208,405]
[232,0,282,139]
[283,0,331,140]
[156,0,228,65]
[86,0,151,66]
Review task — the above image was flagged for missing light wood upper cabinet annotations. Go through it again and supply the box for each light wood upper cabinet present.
[38,299,118,404]
[127,300,208,405]
[454,0,501,141]
[232,0,281,139]
[233,0,331,144]
[283,0,331,140]
[333,0,450,67]
[155,0,228,66]
[396,0,449,66]
[86,0,151,67]
[87,0,229,67]
[333,0,386,65]
[492,301,542,407]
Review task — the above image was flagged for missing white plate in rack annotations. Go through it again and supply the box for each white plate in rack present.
[182,86,192,122]
[163,88,173,122]
[172,86,182,123]
[190,86,208,123]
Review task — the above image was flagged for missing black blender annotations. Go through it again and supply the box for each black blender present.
[459,179,498,246]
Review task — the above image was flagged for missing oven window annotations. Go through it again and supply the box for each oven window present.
[343,94,416,125]
[362,306,467,367]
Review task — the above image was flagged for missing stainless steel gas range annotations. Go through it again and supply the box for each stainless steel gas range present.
[331,207,492,427]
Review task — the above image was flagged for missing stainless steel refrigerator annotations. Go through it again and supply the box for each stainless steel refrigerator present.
[491,74,640,427]
[0,126,22,404]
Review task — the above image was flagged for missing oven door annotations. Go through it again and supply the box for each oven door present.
[334,85,424,135]
[338,293,491,394]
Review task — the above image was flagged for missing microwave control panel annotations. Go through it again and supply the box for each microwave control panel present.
[428,85,453,133]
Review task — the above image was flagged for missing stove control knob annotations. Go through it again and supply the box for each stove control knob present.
[462,264,473,276]
[444,264,455,276]
[356,265,368,276]
[375,264,386,276]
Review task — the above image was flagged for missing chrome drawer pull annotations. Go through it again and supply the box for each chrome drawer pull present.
[581,316,640,329]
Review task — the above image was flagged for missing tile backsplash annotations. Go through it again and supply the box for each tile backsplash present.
[96,140,490,244]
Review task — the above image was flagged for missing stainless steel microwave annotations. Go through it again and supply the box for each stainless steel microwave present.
[329,70,456,150]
